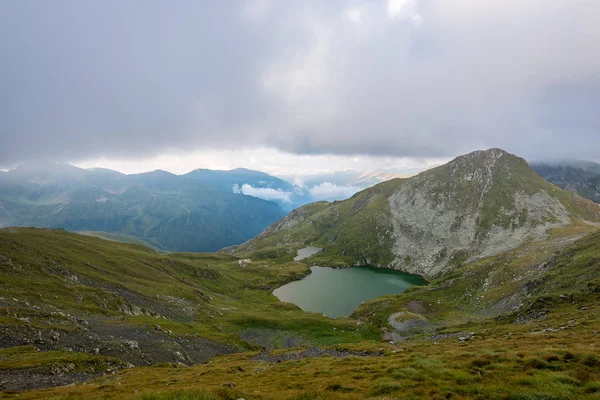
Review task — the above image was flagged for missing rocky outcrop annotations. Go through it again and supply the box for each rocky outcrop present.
[388,150,572,276]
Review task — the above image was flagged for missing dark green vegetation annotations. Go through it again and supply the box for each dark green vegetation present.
[0,162,286,252]
[531,160,600,203]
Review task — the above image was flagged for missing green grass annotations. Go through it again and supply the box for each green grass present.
[78,231,165,253]
[136,390,218,400]
[0,227,376,352]
[6,329,599,399]
[0,346,124,372]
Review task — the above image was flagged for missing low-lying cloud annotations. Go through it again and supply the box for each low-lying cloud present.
[308,182,361,201]
[233,184,292,203]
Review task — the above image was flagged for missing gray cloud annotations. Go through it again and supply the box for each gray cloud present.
[1,0,599,167]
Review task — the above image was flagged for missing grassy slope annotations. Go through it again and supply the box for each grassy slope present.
[6,317,600,399]
[1,224,599,398]
[0,228,378,351]
[77,231,165,253]
[237,179,403,267]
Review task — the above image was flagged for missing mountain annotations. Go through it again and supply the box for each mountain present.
[231,149,600,277]
[0,162,286,252]
[530,160,600,203]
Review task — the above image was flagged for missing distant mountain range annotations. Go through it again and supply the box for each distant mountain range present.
[0,162,287,252]
[0,161,425,252]
[530,160,600,203]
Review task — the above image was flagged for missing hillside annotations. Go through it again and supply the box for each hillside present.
[0,162,286,252]
[0,228,377,379]
[1,224,599,398]
[231,149,600,277]
[531,160,600,203]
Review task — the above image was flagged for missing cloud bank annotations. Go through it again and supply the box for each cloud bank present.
[233,183,292,203]
[1,0,599,167]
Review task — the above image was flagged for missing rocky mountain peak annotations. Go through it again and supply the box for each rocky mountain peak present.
[236,148,600,278]
[442,148,523,180]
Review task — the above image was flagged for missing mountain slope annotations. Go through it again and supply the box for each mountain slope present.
[232,149,600,277]
[0,228,372,367]
[2,226,600,398]
[531,160,600,203]
[0,163,286,252]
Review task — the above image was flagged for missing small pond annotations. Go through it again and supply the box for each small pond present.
[293,246,322,261]
[273,265,425,318]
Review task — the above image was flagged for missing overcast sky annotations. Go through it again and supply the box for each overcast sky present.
[1,0,599,175]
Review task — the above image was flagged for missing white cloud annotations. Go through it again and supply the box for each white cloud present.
[240,0,271,21]
[345,6,367,24]
[309,182,362,201]
[233,183,292,203]
[387,0,422,24]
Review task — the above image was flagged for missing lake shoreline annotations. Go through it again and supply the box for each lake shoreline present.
[273,265,426,318]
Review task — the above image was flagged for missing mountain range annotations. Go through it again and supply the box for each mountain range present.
[0,162,435,252]
[0,162,287,252]
[530,160,600,203]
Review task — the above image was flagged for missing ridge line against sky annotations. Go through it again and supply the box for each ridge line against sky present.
[71,147,446,180]
[1,0,599,171]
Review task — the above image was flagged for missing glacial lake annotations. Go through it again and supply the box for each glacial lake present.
[293,246,322,261]
[273,265,426,318]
